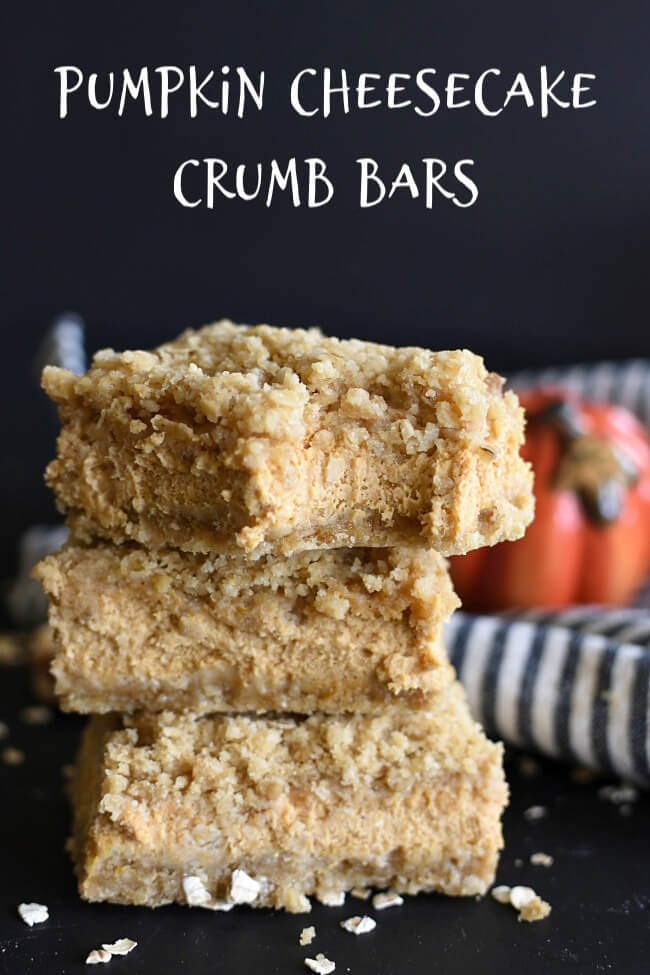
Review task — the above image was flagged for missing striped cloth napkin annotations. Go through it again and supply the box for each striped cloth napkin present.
[446,359,650,787]
[9,319,650,786]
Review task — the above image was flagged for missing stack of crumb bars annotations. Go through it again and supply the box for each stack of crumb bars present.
[35,322,533,913]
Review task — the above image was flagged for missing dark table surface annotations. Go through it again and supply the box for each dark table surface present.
[1,656,648,975]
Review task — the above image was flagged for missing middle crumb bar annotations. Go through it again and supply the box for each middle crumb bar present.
[35,541,458,715]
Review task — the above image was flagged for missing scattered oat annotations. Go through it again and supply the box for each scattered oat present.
[182,875,233,911]
[510,886,537,910]
[512,886,552,923]
[523,805,547,822]
[491,885,512,904]
[229,868,261,904]
[101,939,137,956]
[86,949,111,964]
[372,890,403,910]
[20,705,52,726]
[530,852,553,867]
[491,884,551,922]
[183,875,213,907]
[318,890,345,907]
[304,953,335,974]
[570,766,597,785]
[340,915,376,935]
[519,898,551,923]
[350,887,371,901]
[514,858,524,868]
[17,902,48,926]
[299,926,316,946]
[3,746,25,766]
[598,784,638,805]
[518,756,540,777]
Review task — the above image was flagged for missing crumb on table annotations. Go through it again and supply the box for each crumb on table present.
[372,890,404,910]
[299,926,316,946]
[17,902,49,926]
[491,884,551,922]
[340,915,376,935]
[304,954,335,974]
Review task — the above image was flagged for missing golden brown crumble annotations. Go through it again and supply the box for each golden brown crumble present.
[43,321,533,557]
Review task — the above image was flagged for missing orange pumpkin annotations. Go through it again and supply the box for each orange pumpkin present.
[450,389,650,610]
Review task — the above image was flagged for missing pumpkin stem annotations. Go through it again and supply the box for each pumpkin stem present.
[531,399,638,526]
[536,399,584,438]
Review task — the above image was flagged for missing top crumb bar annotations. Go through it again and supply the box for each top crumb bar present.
[43,321,533,557]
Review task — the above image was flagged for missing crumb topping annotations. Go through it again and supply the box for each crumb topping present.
[43,321,516,456]
[299,926,316,946]
[98,687,493,823]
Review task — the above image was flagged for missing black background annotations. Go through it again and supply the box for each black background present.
[3,1,650,575]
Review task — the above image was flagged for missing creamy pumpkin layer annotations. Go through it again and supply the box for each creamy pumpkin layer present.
[68,682,507,911]
[34,541,457,715]
[42,321,533,558]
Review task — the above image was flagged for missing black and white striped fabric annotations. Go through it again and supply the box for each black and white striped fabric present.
[449,358,650,786]
[510,358,650,428]
[445,610,650,785]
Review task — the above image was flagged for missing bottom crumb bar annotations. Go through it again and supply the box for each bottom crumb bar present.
[69,682,507,912]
